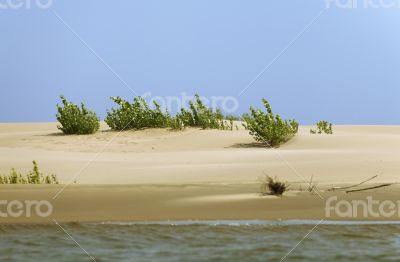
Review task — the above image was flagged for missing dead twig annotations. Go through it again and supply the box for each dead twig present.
[328,175,378,191]
[345,183,393,193]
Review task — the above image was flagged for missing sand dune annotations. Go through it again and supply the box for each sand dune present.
[0,123,399,185]
[0,123,399,223]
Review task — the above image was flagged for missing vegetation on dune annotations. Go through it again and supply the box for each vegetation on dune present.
[105,94,236,131]
[225,115,241,121]
[174,94,231,130]
[310,120,333,134]
[55,94,303,139]
[105,96,171,130]
[260,176,288,196]
[0,161,58,184]
[243,98,298,147]
[56,96,100,135]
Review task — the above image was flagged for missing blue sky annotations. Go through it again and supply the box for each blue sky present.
[1,0,399,124]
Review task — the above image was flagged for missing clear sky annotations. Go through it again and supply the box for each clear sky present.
[1,0,399,124]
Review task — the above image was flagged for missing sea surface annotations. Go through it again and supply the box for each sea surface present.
[1,220,400,261]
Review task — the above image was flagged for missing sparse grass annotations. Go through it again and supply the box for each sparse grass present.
[296,175,321,195]
[260,176,288,196]
[0,161,58,184]
[310,120,333,135]
[243,98,298,147]
[307,174,318,193]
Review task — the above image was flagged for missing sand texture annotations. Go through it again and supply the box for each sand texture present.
[0,123,399,223]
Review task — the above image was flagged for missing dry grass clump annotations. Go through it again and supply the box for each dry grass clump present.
[260,176,288,196]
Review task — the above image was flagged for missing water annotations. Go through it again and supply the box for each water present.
[1,220,400,261]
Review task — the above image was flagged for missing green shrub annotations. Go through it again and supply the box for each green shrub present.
[106,94,234,131]
[56,96,100,135]
[225,115,241,121]
[174,94,234,130]
[105,96,171,130]
[260,176,288,196]
[310,120,333,134]
[243,98,298,147]
[168,115,185,131]
[185,94,224,129]
[0,161,58,184]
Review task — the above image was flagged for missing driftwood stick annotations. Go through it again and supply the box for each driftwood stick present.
[328,175,378,191]
[345,183,393,193]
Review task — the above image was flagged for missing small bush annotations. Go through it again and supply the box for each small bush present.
[260,176,288,196]
[106,94,235,131]
[0,161,58,184]
[105,96,171,130]
[243,98,298,147]
[179,94,225,129]
[168,115,185,131]
[56,96,100,135]
[310,120,333,134]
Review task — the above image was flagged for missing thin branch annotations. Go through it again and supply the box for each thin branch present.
[328,175,378,191]
[345,183,394,193]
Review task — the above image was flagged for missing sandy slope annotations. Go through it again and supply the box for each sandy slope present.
[0,123,399,223]
[0,123,399,185]
[1,184,400,223]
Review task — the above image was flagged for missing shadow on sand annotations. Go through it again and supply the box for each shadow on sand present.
[227,142,268,149]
